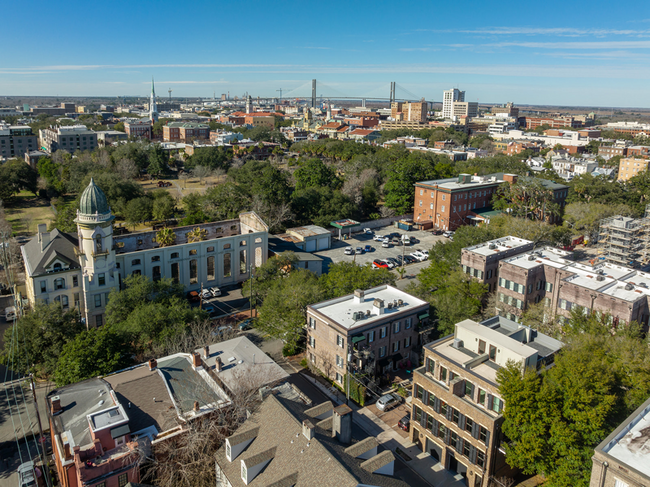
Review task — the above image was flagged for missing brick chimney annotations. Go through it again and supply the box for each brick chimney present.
[50,395,62,415]
[333,404,353,445]
[148,358,157,371]
[215,357,223,372]
[63,443,72,460]
[353,289,365,304]
[203,345,210,359]
[373,298,384,316]
[191,352,202,368]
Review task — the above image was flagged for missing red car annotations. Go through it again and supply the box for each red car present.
[187,291,200,302]
[372,259,389,269]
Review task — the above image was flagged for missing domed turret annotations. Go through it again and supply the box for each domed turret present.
[79,178,110,216]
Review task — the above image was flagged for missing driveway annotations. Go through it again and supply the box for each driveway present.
[366,401,411,439]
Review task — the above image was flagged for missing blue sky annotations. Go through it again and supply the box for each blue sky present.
[3,0,650,107]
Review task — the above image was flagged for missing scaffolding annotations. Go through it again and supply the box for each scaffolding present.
[598,204,650,268]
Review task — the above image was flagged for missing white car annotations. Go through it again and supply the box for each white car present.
[376,393,401,411]
[209,286,222,297]
[382,241,391,248]
[373,234,384,242]
[410,251,427,262]
[344,247,354,255]
[443,231,454,238]
[200,289,212,300]
[363,228,373,234]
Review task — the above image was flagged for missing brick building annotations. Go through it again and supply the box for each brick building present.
[411,316,563,486]
[589,395,650,487]
[505,141,541,156]
[163,121,210,142]
[626,146,650,158]
[523,115,581,129]
[124,118,152,140]
[390,101,428,123]
[0,123,38,160]
[599,145,628,159]
[306,286,430,384]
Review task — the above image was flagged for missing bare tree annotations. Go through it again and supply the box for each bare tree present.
[151,318,240,358]
[117,158,139,180]
[250,196,294,233]
[379,205,396,218]
[191,165,212,185]
[488,476,515,487]
[97,149,112,168]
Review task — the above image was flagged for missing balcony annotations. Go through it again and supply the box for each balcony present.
[92,249,110,258]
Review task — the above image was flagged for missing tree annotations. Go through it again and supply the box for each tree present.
[124,196,153,229]
[492,178,561,222]
[563,202,634,242]
[191,165,212,184]
[0,159,38,201]
[148,145,169,178]
[320,262,395,299]
[293,158,340,190]
[0,303,85,378]
[55,325,133,386]
[185,146,232,171]
[152,191,176,221]
[290,186,357,227]
[187,226,208,242]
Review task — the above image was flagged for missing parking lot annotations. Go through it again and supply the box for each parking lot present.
[366,400,412,440]
[314,225,446,271]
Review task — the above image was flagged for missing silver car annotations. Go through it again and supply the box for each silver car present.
[376,393,401,411]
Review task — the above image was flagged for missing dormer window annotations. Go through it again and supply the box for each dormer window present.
[241,462,247,483]
[53,263,62,271]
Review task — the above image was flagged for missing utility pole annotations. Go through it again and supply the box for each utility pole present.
[30,375,52,487]
[249,262,254,318]
[346,342,351,405]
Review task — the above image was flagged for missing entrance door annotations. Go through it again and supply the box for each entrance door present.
[474,474,482,487]
[448,452,458,473]
[413,428,423,451]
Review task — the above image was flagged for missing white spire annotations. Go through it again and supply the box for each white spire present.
[150,76,159,123]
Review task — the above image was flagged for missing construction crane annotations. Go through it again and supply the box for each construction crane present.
[276,88,283,102]
[168,88,173,101]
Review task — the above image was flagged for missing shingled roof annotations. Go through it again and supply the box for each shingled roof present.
[21,229,80,277]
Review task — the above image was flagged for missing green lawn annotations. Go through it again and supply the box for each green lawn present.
[4,191,56,236]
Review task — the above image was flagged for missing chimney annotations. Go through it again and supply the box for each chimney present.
[353,289,365,304]
[63,443,72,460]
[193,401,200,412]
[203,345,210,359]
[148,358,157,371]
[302,419,315,440]
[191,352,202,369]
[333,404,353,445]
[373,298,384,315]
[37,223,49,251]
[215,356,223,372]
[50,395,62,415]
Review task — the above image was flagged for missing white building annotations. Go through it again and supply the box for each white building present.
[488,121,517,136]
[443,88,465,120]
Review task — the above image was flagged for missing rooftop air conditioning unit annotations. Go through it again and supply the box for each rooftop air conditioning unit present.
[528,255,535,261]
[365,309,371,316]
[398,299,404,306]
[452,338,463,349]
[596,275,605,281]
[625,283,634,291]
[387,303,393,309]
[640,282,648,288]
[489,243,497,250]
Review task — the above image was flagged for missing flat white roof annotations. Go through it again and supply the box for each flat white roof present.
[602,400,650,477]
[310,285,428,330]
[465,236,533,257]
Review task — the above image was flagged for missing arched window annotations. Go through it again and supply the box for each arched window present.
[53,263,62,271]
[95,235,103,252]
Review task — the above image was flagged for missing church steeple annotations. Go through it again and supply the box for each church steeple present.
[150,76,159,123]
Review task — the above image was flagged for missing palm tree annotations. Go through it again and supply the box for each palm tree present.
[157,228,176,247]
[187,227,208,243]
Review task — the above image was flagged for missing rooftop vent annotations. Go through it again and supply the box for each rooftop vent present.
[387,302,393,309]
[488,243,497,250]
[625,283,635,291]
[639,282,648,288]
[527,255,535,261]
[452,338,463,349]
[596,275,605,281]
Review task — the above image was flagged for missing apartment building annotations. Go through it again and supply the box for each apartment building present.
[451,101,478,119]
[491,102,519,120]
[414,174,506,231]
[599,145,628,159]
[39,125,98,154]
[505,141,541,156]
[411,316,563,486]
[162,121,209,142]
[605,122,650,137]
[589,395,650,487]
[29,102,76,116]
[306,286,430,384]
[0,123,38,160]
[124,118,152,139]
[391,101,428,123]
[618,157,650,182]
[627,145,650,158]
[523,115,581,129]
[443,89,465,119]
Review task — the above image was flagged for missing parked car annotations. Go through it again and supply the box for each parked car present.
[372,259,389,269]
[389,232,401,239]
[201,289,212,300]
[18,461,36,487]
[432,229,443,235]
[385,257,399,268]
[363,228,373,234]
[209,286,222,297]
[187,291,200,302]
[381,241,391,248]
[204,304,218,317]
[404,255,417,264]
[212,325,232,337]
[398,413,411,432]
[395,255,404,266]
[443,230,454,238]
[410,251,427,262]
[364,244,373,252]
[373,234,384,242]
[238,318,253,331]
[376,393,401,411]
[344,247,354,255]
[355,247,364,254]
[410,237,419,244]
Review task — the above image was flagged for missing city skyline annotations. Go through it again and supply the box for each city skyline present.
[2,0,650,106]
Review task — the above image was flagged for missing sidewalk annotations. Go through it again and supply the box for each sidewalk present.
[300,373,466,487]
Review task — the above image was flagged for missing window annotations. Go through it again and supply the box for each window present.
[442,194,446,201]
[426,358,434,374]
[450,431,459,449]
[151,255,161,262]
[335,372,343,383]
[207,256,215,281]
[465,380,474,397]
[336,354,345,368]
[189,249,197,256]
[54,277,64,290]
[95,235,102,252]
[404,336,411,347]
[614,480,630,487]
[478,339,486,355]
[476,450,485,468]
[96,314,103,327]
[492,396,503,414]
[223,253,232,278]
[463,441,470,457]
[393,321,400,333]
[379,346,386,358]
[478,389,486,406]
[441,205,445,212]
[440,401,448,417]
[96,483,105,487]
[368,330,375,343]
[94,294,102,308]
[437,423,446,439]
[392,341,400,353]
[171,262,179,283]
[337,335,345,348]
[240,249,247,275]
[98,273,105,286]
[224,243,231,249]
[309,336,315,348]
[465,417,474,433]
[419,200,422,207]
[405,317,412,329]
[152,266,161,282]
[72,275,78,287]
[189,259,198,284]
[414,406,422,423]
[428,391,436,408]
[545,282,553,292]
[479,426,488,443]
[420,189,423,195]
[132,259,141,266]
[207,246,215,252]
[489,345,497,361]
[132,269,141,276]
[40,281,46,293]
[240,240,247,246]
[452,408,460,425]
[380,326,387,339]
[440,366,447,382]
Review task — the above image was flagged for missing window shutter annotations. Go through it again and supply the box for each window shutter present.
[487,394,493,411]
[456,437,463,454]
[485,430,491,447]
[444,428,451,445]
[458,413,466,430]
[469,446,477,464]
[431,418,438,435]
[414,384,419,399]
[420,411,426,427]
[472,422,479,439]
[434,397,441,414]
[446,406,453,421]
[470,383,475,399]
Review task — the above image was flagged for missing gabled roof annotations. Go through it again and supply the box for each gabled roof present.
[21,229,80,277]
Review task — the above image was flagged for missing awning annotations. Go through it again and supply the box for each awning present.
[392,353,403,363]
[418,312,430,320]
[351,335,366,344]
[378,358,390,367]
[110,424,131,439]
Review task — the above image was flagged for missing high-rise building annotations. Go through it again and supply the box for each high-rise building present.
[443,89,465,119]
[150,77,159,123]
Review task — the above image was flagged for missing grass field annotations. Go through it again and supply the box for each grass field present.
[138,175,227,201]
[4,191,55,236]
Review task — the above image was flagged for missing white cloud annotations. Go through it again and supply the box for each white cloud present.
[417,27,650,37]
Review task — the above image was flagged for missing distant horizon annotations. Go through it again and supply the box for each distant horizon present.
[3,0,650,107]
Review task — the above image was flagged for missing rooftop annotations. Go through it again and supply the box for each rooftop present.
[464,236,533,257]
[309,285,429,330]
[417,174,505,191]
[598,396,650,478]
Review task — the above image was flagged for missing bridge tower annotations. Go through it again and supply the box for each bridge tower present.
[311,79,316,108]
